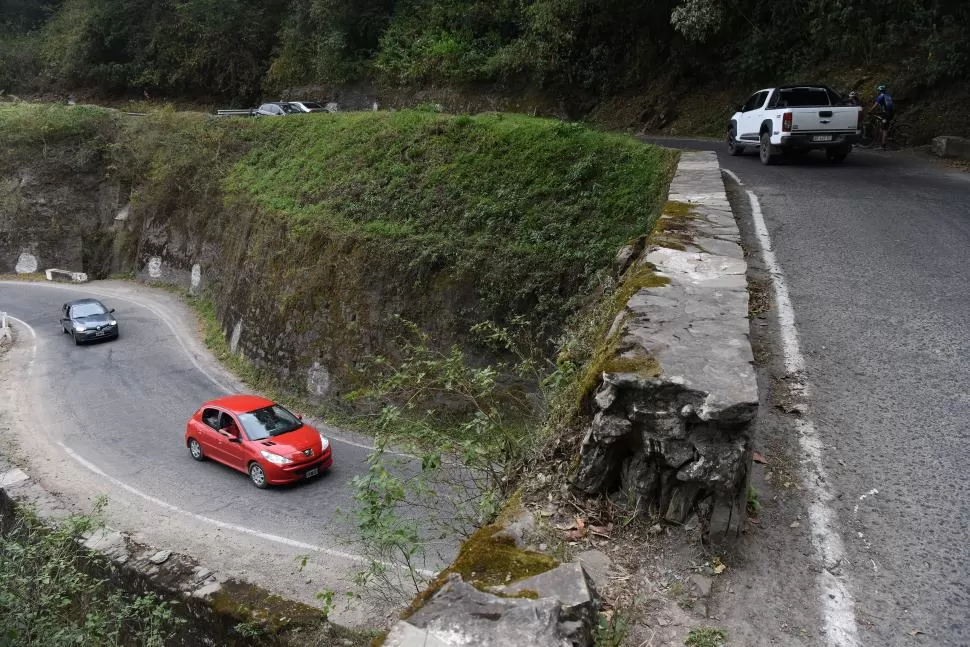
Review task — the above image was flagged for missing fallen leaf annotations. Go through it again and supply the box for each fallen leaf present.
[790,520,801,528]
[747,516,761,525]
[908,630,924,636]
[753,451,768,464]
[565,527,587,541]
[712,557,727,575]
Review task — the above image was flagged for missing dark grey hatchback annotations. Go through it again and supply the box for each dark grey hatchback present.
[60,298,119,344]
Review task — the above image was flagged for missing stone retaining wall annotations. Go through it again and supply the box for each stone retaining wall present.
[572,151,758,544]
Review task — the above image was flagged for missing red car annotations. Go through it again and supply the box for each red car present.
[184,395,332,488]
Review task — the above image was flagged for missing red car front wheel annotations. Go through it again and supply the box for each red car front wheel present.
[248,462,268,489]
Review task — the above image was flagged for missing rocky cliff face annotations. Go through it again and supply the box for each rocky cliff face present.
[0,146,122,280]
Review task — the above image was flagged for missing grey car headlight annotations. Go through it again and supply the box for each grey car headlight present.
[73,323,85,332]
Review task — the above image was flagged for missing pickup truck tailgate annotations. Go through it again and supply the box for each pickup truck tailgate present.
[792,108,859,132]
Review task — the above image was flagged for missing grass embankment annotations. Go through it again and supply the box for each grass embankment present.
[227,109,678,340]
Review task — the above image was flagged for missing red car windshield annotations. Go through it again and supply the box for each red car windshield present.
[238,405,302,440]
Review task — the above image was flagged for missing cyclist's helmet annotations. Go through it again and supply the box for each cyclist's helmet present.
[877,84,888,92]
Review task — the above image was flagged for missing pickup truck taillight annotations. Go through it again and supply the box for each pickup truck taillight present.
[782,112,793,133]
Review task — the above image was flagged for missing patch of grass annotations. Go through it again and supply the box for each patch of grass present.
[595,607,632,646]
[0,103,118,147]
[746,485,761,516]
[685,627,728,647]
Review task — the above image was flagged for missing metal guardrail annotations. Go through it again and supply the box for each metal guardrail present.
[216,109,255,118]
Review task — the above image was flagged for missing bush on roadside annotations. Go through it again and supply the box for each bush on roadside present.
[0,499,184,647]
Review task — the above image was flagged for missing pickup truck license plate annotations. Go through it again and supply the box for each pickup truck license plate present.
[813,135,833,142]
[305,468,319,478]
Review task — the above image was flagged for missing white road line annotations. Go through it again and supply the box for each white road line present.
[745,190,860,647]
[58,441,436,578]
[721,168,744,185]
[746,193,805,376]
[0,281,387,454]
[4,314,36,339]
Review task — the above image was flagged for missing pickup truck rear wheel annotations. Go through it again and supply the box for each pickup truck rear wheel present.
[727,129,744,156]
[759,133,778,165]
[826,146,850,163]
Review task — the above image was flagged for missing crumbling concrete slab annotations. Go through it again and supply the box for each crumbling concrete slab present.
[574,151,757,544]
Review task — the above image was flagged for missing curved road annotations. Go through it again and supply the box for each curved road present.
[0,280,443,625]
[648,140,970,646]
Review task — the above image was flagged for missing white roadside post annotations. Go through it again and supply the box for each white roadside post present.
[0,311,11,344]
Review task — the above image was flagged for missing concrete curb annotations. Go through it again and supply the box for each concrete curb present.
[44,267,88,283]
[574,150,758,544]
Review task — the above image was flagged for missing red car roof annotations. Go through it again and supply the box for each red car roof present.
[205,394,275,413]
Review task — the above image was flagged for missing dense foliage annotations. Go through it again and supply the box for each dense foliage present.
[1,0,967,101]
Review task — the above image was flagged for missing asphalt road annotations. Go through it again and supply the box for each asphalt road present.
[648,139,970,646]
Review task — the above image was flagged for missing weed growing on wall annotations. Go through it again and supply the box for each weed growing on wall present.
[347,317,556,600]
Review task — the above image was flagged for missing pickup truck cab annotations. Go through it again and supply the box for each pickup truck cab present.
[728,85,862,164]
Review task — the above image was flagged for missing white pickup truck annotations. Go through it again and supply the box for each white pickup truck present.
[728,85,862,164]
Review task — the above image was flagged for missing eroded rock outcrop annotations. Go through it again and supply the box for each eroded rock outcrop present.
[385,511,600,647]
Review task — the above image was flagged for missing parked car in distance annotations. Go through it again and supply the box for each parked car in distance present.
[728,84,862,164]
[255,102,300,116]
[184,395,333,488]
[288,100,327,113]
[60,298,119,344]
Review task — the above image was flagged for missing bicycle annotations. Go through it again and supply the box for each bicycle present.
[858,112,912,149]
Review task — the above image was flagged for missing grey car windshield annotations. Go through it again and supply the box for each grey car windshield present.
[72,303,106,317]
[238,405,302,440]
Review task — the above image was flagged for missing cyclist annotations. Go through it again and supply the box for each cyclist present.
[870,84,895,149]
[847,90,861,106]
